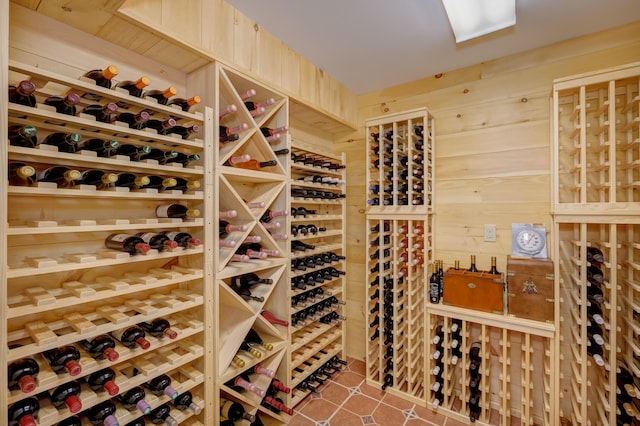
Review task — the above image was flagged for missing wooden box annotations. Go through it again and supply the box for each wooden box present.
[506,256,554,322]
[443,269,505,314]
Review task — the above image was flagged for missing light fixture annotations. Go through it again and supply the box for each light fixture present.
[442,0,516,43]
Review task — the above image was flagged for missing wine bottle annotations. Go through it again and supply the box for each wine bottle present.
[115,76,150,98]
[77,138,120,157]
[138,147,176,163]
[121,419,145,426]
[111,325,151,349]
[144,86,177,104]
[82,65,119,88]
[167,95,201,112]
[85,400,119,426]
[87,368,119,396]
[488,256,499,274]
[82,102,118,123]
[587,283,605,305]
[587,339,605,366]
[145,117,177,134]
[138,175,177,191]
[9,80,37,107]
[75,169,118,189]
[429,262,441,304]
[135,232,178,252]
[260,209,288,223]
[138,318,177,339]
[468,255,479,272]
[587,246,605,265]
[469,341,482,374]
[49,381,82,413]
[8,356,39,393]
[43,345,82,376]
[244,98,275,112]
[115,110,150,129]
[78,335,120,361]
[167,123,200,140]
[156,203,200,219]
[8,162,36,186]
[617,362,639,398]
[144,374,178,399]
[145,403,178,426]
[44,92,81,115]
[234,159,279,170]
[587,265,604,284]
[381,373,393,390]
[116,143,152,161]
[587,303,605,325]
[220,220,248,238]
[232,273,273,289]
[228,374,266,398]
[8,397,39,426]
[220,397,256,422]
[8,125,38,148]
[160,231,201,248]
[219,103,237,119]
[113,173,150,190]
[587,322,605,346]
[245,329,273,351]
[173,390,202,414]
[117,386,151,415]
[469,402,482,422]
[56,416,82,426]
[105,234,151,255]
[41,131,82,153]
[164,152,201,167]
[261,310,289,326]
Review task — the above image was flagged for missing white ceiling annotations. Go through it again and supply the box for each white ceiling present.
[226,0,640,95]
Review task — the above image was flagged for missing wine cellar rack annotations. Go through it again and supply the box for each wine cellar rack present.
[288,140,347,408]
[365,107,435,404]
[4,58,211,425]
[214,63,292,425]
[553,62,640,426]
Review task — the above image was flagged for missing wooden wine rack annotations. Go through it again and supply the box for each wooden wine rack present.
[288,140,347,408]
[214,63,292,425]
[553,62,640,426]
[3,57,211,426]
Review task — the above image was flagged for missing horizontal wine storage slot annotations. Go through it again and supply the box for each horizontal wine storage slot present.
[289,138,347,408]
[5,57,211,425]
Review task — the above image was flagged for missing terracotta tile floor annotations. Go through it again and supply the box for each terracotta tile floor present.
[288,357,468,426]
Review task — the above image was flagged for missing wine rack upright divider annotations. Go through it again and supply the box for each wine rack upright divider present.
[365,107,434,404]
[552,62,640,426]
[288,139,347,407]
[214,63,292,425]
[4,59,212,425]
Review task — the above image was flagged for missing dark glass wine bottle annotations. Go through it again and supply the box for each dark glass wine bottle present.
[156,203,200,219]
[82,65,119,88]
[43,345,82,376]
[116,386,151,415]
[164,152,201,167]
[167,95,201,112]
[160,231,201,248]
[56,416,82,426]
[468,255,479,272]
[115,76,150,98]
[88,367,119,396]
[429,262,441,303]
[78,334,119,361]
[138,318,177,339]
[41,132,82,153]
[9,80,37,107]
[135,232,178,252]
[173,391,202,414]
[85,400,119,426]
[8,162,35,186]
[261,310,289,326]
[488,256,499,274]
[44,92,81,115]
[81,102,118,123]
[113,173,150,190]
[49,380,82,413]
[105,234,151,255]
[145,117,177,134]
[167,124,200,140]
[143,86,177,104]
[145,403,178,426]
[77,138,120,157]
[115,110,150,129]
[116,144,151,161]
[220,397,256,422]
[8,125,38,148]
[144,374,178,400]
[111,325,151,349]
[587,246,605,265]
[8,356,39,393]
[8,397,39,426]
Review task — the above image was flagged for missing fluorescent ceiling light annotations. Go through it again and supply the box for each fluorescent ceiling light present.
[442,0,516,43]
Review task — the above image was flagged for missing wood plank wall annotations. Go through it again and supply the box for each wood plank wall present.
[336,21,640,360]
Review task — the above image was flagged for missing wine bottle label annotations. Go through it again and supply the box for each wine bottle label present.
[164,232,179,240]
[108,234,130,243]
[156,205,172,217]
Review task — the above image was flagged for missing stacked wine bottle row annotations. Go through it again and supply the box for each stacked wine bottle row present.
[366,108,433,210]
[6,61,208,425]
[366,218,431,404]
[289,142,347,408]
[214,64,292,425]
[556,225,640,426]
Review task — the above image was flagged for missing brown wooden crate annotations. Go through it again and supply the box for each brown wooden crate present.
[443,268,505,314]
[506,256,554,322]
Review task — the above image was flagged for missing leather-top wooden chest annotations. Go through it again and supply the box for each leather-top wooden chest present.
[443,269,505,314]
[506,256,554,322]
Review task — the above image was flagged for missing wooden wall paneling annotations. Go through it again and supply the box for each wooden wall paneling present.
[95,14,165,56]
[280,45,302,99]
[201,0,235,64]
[33,0,124,35]
[159,0,203,48]
[231,7,259,75]
[298,58,320,108]
[256,29,284,90]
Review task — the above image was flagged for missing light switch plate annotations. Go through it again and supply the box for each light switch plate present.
[484,224,497,242]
